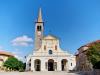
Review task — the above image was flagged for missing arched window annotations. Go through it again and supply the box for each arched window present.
[29,59,31,67]
[71,63,72,66]
[49,50,53,54]
[55,45,57,50]
[37,26,41,31]
[44,45,46,50]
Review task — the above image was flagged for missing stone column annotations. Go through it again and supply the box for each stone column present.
[26,63,29,71]
[41,59,46,71]
[31,58,35,71]
[66,62,69,72]
[57,60,61,71]
[54,62,57,71]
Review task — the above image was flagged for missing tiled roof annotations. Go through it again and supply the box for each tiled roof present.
[86,40,100,46]
[78,40,100,50]
[0,51,14,57]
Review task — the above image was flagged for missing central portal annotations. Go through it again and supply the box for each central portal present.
[35,59,41,71]
[48,59,54,71]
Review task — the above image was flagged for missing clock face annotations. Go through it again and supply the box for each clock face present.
[38,31,41,35]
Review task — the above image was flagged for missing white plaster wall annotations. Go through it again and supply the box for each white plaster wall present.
[31,57,35,71]
[26,54,32,71]
[67,56,76,70]
[29,55,76,71]
[26,35,76,72]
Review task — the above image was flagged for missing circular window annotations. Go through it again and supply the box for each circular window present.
[49,50,53,54]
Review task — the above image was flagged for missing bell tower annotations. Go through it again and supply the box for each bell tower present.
[35,8,44,50]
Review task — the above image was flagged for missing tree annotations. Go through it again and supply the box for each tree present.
[3,57,25,71]
[93,61,100,69]
[18,61,25,72]
[86,42,100,69]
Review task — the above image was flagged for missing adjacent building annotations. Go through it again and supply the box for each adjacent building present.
[0,51,14,70]
[76,40,100,72]
[26,8,76,71]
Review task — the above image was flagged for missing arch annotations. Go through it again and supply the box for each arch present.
[55,45,57,50]
[61,59,67,71]
[34,59,41,71]
[29,59,31,71]
[37,26,42,31]
[48,59,54,71]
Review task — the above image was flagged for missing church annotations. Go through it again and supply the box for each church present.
[26,8,76,71]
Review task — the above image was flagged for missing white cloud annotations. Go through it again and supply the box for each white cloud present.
[11,35,33,46]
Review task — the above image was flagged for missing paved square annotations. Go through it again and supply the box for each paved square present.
[0,72,81,75]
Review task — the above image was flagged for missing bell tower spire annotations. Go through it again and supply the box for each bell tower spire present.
[37,8,43,22]
[34,8,44,51]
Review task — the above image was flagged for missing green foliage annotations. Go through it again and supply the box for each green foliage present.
[93,61,100,69]
[3,57,25,71]
[86,42,100,68]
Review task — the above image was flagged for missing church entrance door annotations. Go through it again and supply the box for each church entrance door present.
[48,59,54,71]
[61,59,67,71]
[35,59,41,71]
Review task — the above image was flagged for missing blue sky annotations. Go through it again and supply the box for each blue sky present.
[0,0,100,61]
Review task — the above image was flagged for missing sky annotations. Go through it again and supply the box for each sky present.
[0,0,100,61]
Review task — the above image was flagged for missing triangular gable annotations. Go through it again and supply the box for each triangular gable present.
[43,35,58,40]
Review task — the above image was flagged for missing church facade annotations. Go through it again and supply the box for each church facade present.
[26,8,76,71]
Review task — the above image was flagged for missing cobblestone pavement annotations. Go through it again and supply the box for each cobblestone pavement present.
[0,71,81,75]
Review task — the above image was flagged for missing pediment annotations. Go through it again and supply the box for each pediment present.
[43,35,58,40]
